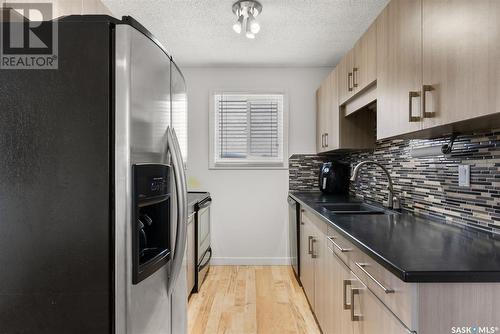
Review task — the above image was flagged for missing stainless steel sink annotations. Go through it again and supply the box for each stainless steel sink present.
[319,202,386,215]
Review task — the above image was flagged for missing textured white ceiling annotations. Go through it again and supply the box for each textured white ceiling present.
[102,0,389,67]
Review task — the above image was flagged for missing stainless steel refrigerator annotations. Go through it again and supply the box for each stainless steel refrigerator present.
[0,15,188,334]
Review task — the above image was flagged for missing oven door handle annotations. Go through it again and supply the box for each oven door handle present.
[198,247,212,272]
[197,197,212,210]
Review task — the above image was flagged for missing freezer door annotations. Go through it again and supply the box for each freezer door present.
[171,61,188,165]
[115,24,188,334]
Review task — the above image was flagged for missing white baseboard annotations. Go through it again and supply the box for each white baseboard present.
[211,257,291,266]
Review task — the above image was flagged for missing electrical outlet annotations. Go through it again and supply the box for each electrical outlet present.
[458,165,470,187]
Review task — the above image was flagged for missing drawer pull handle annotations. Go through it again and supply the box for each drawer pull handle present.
[327,236,352,253]
[422,84,435,118]
[353,67,359,88]
[355,262,394,294]
[311,238,317,258]
[342,279,352,310]
[308,236,313,255]
[350,287,362,321]
[408,91,421,122]
[348,72,353,91]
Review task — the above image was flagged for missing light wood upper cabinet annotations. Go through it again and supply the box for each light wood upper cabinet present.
[338,22,377,106]
[353,22,377,93]
[376,0,423,140]
[316,83,326,153]
[421,0,500,130]
[316,69,375,153]
[338,49,355,105]
[316,71,336,153]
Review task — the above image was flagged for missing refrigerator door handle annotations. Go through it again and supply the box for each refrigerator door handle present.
[166,126,188,295]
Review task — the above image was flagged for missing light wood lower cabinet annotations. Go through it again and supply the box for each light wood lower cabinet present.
[299,207,500,334]
[323,234,412,334]
[352,280,413,334]
[300,211,316,306]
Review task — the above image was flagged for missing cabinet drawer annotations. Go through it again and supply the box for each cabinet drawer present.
[326,225,416,331]
[304,210,327,234]
[326,225,356,265]
[351,250,417,331]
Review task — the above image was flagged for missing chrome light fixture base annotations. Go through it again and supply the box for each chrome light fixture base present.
[232,0,262,17]
[232,0,263,38]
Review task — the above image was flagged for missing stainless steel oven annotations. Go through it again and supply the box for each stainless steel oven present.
[194,196,212,292]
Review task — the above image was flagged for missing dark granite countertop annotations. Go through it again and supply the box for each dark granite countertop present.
[289,191,500,283]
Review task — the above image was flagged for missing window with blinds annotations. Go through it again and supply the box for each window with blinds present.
[211,93,286,168]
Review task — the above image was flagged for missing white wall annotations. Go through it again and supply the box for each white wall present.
[185,67,331,265]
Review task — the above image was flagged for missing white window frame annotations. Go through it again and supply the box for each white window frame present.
[209,90,289,170]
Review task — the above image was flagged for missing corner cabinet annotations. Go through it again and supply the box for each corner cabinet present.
[299,206,500,334]
[316,68,375,154]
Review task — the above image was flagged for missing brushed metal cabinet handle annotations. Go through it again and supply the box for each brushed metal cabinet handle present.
[351,288,362,321]
[327,236,352,253]
[355,262,395,294]
[325,133,328,148]
[353,67,359,88]
[422,84,435,118]
[343,279,352,310]
[311,238,317,258]
[348,72,353,92]
[408,91,421,122]
[308,236,313,255]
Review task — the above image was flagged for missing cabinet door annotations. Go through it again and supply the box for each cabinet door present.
[326,70,339,150]
[376,0,423,139]
[327,244,355,334]
[353,22,377,92]
[323,239,352,334]
[316,86,325,153]
[299,213,315,307]
[338,50,355,105]
[351,282,413,334]
[312,226,326,330]
[422,0,500,129]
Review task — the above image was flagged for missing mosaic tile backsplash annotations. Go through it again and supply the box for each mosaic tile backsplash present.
[289,130,500,231]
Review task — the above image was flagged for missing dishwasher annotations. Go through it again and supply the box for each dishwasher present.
[288,196,300,280]
[194,195,212,292]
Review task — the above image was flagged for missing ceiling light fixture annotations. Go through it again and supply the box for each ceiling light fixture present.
[232,12,244,34]
[232,0,263,39]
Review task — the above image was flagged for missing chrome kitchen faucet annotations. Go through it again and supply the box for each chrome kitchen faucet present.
[350,161,401,210]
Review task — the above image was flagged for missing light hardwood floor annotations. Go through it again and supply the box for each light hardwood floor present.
[188,266,321,334]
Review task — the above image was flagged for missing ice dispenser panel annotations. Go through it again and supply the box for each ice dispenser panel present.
[132,164,171,284]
